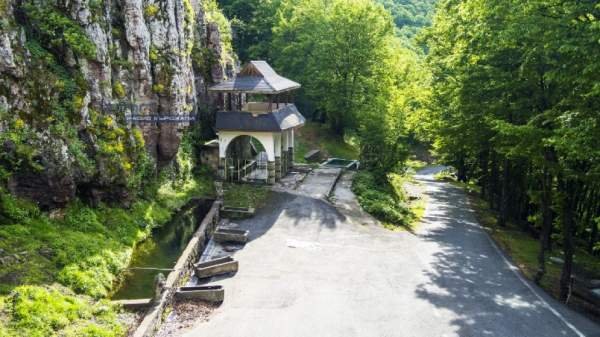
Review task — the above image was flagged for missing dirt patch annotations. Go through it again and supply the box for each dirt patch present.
[155,300,218,337]
[118,310,145,336]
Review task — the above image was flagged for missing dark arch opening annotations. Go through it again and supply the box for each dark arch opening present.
[224,135,268,183]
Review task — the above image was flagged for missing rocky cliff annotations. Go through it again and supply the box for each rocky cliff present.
[0,0,235,208]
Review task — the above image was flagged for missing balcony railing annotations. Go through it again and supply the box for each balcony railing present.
[220,102,292,114]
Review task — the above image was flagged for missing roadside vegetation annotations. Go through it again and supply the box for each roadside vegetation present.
[352,171,419,230]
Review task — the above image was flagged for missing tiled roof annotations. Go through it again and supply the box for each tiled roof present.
[209,61,301,94]
[216,104,305,132]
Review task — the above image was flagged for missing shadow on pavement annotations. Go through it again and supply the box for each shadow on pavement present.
[414,177,598,337]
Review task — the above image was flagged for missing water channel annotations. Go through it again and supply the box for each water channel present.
[111,199,214,299]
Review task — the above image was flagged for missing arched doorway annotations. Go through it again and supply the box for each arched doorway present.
[224,135,269,183]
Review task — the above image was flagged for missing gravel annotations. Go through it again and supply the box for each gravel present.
[155,300,218,337]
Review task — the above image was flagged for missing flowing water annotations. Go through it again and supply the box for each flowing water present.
[111,199,213,299]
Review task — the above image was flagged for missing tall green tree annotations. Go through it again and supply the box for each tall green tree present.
[272,0,396,135]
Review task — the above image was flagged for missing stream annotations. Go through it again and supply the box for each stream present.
[111,199,214,300]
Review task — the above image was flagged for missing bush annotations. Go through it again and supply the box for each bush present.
[112,82,126,98]
[23,2,96,59]
[144,4,160,18]
[352,171,412,226]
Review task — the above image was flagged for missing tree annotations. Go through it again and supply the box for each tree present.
[272,0,396,136]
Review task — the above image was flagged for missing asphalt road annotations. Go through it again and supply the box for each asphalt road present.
[184,166,600,337]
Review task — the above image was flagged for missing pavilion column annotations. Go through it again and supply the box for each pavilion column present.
[281,131,288,176]
[218,157,226,180]
[288,147,294,169]
[288,129,294,169]
[267,161,276,184]
[272,133,282,182]
[281,150,287,176]
[275,156,282,181]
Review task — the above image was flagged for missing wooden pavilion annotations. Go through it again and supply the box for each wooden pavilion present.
[208,61,305,184]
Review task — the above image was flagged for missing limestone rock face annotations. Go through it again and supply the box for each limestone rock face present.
[0,0,235,207]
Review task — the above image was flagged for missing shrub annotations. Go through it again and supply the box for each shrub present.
[0,188,40,222]
[112,82,126,98]
[144,4,160,18]
[23,3,96,59]
[352,171,412,226]
[152,83,165,94]
[149,47,159,62]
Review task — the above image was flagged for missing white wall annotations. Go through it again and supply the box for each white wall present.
[218,131,276,161]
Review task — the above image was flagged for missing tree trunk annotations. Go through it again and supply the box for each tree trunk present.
[497,159,510,227]
[489,151,499,210]
[480,149,489,199]
[559,175,576,302]
[588,204,599,254]
[456,155,467,182]
[535,164,553,284]
[589,218,598,254]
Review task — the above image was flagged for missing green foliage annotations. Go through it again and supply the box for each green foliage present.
[218,0,431,181]
[0,188,39,223]
[152,83,165,94]
[111,57,133,70]
[144,4,160,18]
[23,2,96,59]
[223,183,270,209]
[376,0,437,39]
[352,171,413,227]
[294,122,359,163]
[0,285,123,337]
[0,116,42,172]
[112,82,125,98]
[217,0,281,62]
[203,0,235,65]
[272,0,395,134]
[1,171,202,303]
[149,47,159,62]
[0,40,98,178]
[191,46,218,84]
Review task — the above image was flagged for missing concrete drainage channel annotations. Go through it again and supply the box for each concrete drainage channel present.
[113,200,252,337]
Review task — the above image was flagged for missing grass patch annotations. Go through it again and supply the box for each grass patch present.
[222,183,271,210]
[406,158,428,172]
[0,285,123,337]
[294,122,359,163]
[409,196,427,229]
